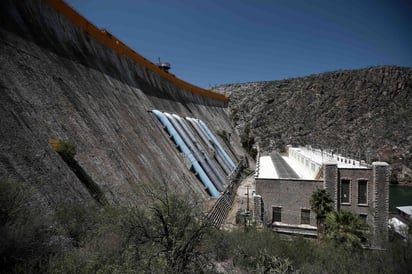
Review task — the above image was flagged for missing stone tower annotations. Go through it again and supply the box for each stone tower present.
[372,162,389,247]
[323,162,338,210]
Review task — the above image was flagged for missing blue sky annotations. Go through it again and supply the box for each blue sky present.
[66,0,412,88]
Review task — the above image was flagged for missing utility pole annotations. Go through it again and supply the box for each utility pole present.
[244,185,251,231]
[245,185,250,213]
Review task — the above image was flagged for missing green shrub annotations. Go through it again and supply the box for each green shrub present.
[121,183,215,273]
[240,126,257,158]
[55,202,101,246]
[56,140,76,160]
[2,178,409,273]
[324,210,366,249]
[389,169,399,184]
[0,178,52,273]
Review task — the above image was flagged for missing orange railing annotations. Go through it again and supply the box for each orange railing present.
[46,0,229,103]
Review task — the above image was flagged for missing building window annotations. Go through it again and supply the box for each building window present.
[358,180,368,204]
[341,179,350,204]
[272,206,282,222]
[359,214,367,222]
[301,209,310,225]
[359,214,368,227]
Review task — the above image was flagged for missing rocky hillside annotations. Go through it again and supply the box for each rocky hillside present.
[217,66,412,184]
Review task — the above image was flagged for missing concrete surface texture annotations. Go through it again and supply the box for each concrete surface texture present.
[256,178,323,227]
[255,156,278,179]
[0,0,244,209]
[223,173,255,230]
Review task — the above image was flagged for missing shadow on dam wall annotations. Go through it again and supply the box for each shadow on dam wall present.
[0,0,245,209]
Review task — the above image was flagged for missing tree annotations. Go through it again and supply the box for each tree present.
[122,182,214,273]
[324,210,366,249]
[0,178,53,273]
[310,189,333,236]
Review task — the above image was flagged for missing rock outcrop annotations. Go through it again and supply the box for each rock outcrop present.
[219,66,412,184]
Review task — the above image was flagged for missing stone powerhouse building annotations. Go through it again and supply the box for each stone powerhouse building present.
[254,146,389,246]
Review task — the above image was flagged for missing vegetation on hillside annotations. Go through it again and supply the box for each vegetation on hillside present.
[240,125,258,158]
[0,178,55,272]
[222,66,412,184]
[1,178,412,273]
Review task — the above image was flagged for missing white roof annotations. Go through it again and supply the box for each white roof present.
[397,206,412,216]
[256,156,278,179]
[281,155,311,179]
[289,146,368,169]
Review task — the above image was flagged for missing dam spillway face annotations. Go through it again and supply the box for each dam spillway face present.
[0,0,240,208]
[152,110,236,198]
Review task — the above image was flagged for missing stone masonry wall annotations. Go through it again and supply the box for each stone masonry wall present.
[338,168,374,218]
[372,162,389,246]
[323,163,338,209]
[255,178,323,226]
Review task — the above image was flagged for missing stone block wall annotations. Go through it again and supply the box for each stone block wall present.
[323,162,338,209]
[255,178,323,226]
[338,168,374,217]
[256,162,389,245]
[372,162,389,246]
[253,194,263,224]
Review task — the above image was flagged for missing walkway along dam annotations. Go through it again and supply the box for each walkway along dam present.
[0,0,246,216]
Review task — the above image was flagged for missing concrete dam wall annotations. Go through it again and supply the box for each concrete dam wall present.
[0,0,244,209]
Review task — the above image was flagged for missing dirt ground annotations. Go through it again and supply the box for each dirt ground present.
[222,173,256,230]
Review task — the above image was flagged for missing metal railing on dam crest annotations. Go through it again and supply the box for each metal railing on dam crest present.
[46,0,229,104]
